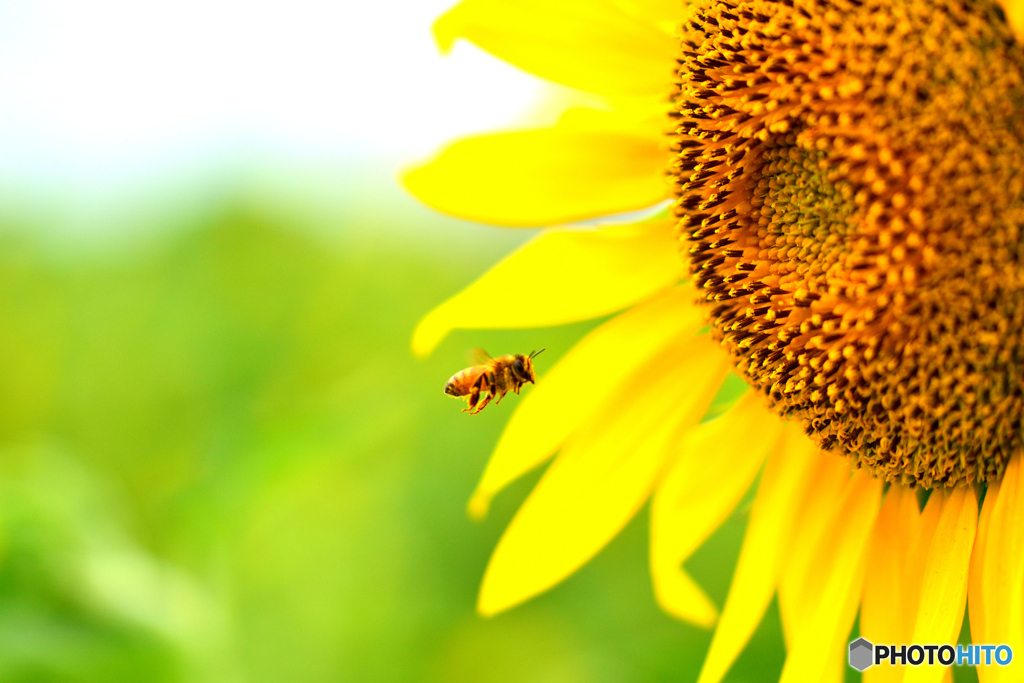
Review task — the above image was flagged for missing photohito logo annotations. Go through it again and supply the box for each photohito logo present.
[848,638,1013,671]
[849,638,873,672]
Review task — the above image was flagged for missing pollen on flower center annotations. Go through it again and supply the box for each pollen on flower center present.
[672,0,1024,487]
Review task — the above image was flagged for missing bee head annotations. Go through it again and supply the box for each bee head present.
[512,355,531,382]
[513,349,544,383]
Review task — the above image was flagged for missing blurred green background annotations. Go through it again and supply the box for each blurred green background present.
[0,159,809,682]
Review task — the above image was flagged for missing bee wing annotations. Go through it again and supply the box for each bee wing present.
[470,347,493,364]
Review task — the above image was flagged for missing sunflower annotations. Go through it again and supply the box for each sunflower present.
[405,0,1024,679]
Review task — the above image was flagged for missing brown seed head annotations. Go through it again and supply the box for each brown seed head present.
[672,0,1024,486]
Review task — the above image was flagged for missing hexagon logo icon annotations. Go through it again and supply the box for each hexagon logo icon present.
[849,638,874,671]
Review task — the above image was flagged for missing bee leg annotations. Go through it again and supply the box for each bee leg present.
[463,385,480,413]
[470,393,492,414]
[467,376,491,414]
[494,388,508,404]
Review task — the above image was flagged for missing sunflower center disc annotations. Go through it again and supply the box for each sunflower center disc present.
[672,0,1024,486]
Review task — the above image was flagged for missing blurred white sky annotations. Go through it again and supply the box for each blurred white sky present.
[0,0,543,199]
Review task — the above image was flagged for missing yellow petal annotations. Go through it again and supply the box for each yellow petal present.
[468,285,701,518]
[777,454,853,645]
[412,219,683,357]
[969,478,997,678]
[402,112,670,228]
[821,652,846,683]
[861,487,948,683]
[910,488,946,596]
[971,455,1024,682]
[778,470,882,683]
[651,568,719,629]
[695,424,821,683]
[650,393,782,626]
[613,0,689,26]
[1000,0,1024,43]
[434,0,678,97]
[903,487,977,683]
[477,334,729,616]
[862,486,923,683]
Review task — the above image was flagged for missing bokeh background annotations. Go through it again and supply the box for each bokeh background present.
[0,1,856,681]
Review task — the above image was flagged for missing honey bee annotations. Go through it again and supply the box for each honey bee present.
[444,349,544,414]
